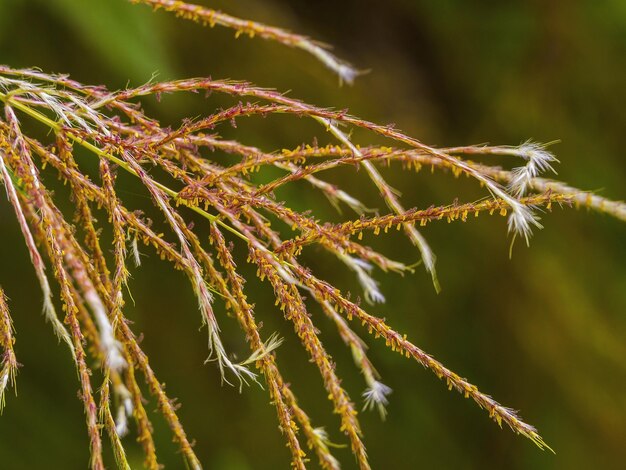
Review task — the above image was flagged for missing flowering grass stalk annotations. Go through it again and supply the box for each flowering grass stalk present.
[0,2,624,468]
[0,288,17,413]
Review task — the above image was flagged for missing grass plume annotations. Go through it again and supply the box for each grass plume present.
[0,1,624,468]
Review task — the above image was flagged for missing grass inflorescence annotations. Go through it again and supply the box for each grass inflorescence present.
[0,1,624,469]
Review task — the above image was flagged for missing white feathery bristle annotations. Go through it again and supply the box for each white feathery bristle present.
[301,42,360,85]
[312,427,342,469]
[110,380,133,437]
[131,235,142,267]
[84,289,126,372]
[114,394,133,437]
[507,203,543,245]
[363,380,393,419]
[509,142,558,197]
[313,427,331,442]
[0,373,8,395]
[242,332,284,366]
[340,254,386,304]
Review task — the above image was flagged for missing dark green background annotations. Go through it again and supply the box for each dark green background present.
[0,1,625,468]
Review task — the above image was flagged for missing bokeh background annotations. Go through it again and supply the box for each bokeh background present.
[0,0,625,468]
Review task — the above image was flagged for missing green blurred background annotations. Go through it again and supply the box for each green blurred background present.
[0,0,625,468]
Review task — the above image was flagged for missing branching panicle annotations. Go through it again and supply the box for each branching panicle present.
[0,1,622,468]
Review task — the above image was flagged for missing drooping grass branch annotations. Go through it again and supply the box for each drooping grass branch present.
[0,288,17,413]
[0,2,624,469]
[130,0,361,84]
